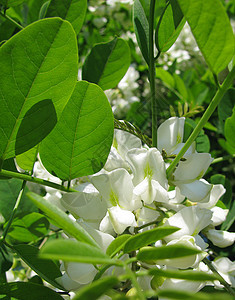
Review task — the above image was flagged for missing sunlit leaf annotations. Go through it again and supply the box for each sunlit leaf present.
[155,1,185,52]
[0,18,78,160]
[40,239,120,265]
[123,226,180,253]
[137,244,201,263]
[176,0,235,74]
[106,234,131,257]
[39,81,114,181]
[27,192,99,248]
[82,38,130,90]
[46,0,87,34]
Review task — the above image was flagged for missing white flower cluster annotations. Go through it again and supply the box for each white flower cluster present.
[34,117,235,293]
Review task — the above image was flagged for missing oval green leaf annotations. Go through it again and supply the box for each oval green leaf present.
[155,1,185,52]
[133,0,149,64]
[0,17,78,160]
[73,276,119,300]
[106,234,131,257]
[39,81,114,181]
[16,146,38,172]
[149,268,218,282]
[82,38,130,90]
[46,0,87,34]
[137,244,201,263]
[13,244,64,290]
[0,282,64,300]
[124,226,180,254]
[225,106,235,149]
[40,239,119,265]
[27,192,99,248]
[176,0,235,74]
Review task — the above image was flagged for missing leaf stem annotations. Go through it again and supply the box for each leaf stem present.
[149,0,157,147]
[0,11,24,30]
[167,65,235,178]
[0,180,26,245]
[0,169,78,193]
[124,264,146,300]
[203,258,235,297]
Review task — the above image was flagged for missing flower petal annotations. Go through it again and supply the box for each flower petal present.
[176,179,212,202]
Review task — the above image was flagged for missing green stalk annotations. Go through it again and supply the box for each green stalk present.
[167,65,235,178]
[149,0,157,147]
[203,258,235,297]
[124,265,146,300]
[0,169,78,193]
[0,12,24,30]
[0,180,26,245]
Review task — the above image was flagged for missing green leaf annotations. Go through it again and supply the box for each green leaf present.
[225,106,235,149]
[0,282,64,300]
[27,192,99,248]
[123,226,180,253]
[0,0,25,7]
[38,1,50,19]
[173,73,188,100]
[133,0,149,64]
[155,1,185,52]
[15,99,57,156]
[82,38,130,90]
[0,17,78,160]
[15,146,38,172]
[5,212,49,243]
[0,245,13,274]
[176,0,235,74]
[46,0,87,34]
[39,81,114,181]
[40,239,119,265]
[106,234,131,257]
[13,244,64,290]
[73,276,119,300]
[0,179,37,222]
[149,268,218,282]
[157,289,233,300]
[156,68,175,88]
[137,244,202,263]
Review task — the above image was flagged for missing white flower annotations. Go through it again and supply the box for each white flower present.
[210,206,229,226]
[212,257,235,288]
[163,206,212,242]
[204,229,235,248]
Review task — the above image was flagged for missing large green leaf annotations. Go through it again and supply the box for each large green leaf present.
[0,179,37,222]
[13,244,64,290]
[73,276,119,300]
[46,0,87,34]
[0,17,78,160]
[176,0,235,74]
[40,239,120,265]
[5,212,49,243]
[149,268,218,282]
[133,0,149,64]
[0,282,64,300]
[137,244,202,263]
[155,1,185,52]
[39,81,114,181]
[82,38,130,90]
[224,106,235,149]
[27,192,99,248]
[15,99,57,156]
[123,226,179,253]
[106,234,131,257]
[0,245,13,274]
